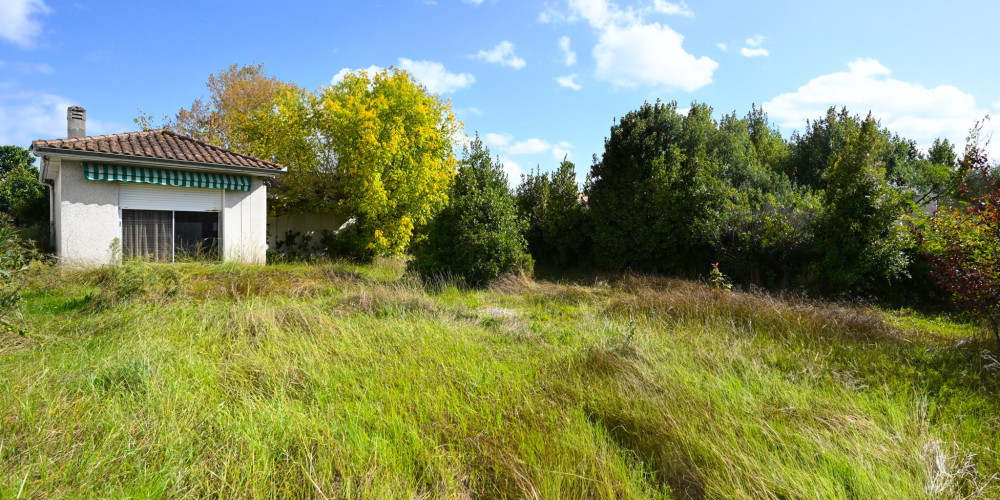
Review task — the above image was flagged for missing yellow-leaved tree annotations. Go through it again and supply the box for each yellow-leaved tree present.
[259,68,461,257]
[154,65,461,258]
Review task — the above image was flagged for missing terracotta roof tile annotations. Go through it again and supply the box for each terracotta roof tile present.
[31,129,284,171]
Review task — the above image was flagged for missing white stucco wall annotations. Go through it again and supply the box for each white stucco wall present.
[266,211,346,250]
[51,158,270,266]
[57,160,120,265]
[222,179,268,264]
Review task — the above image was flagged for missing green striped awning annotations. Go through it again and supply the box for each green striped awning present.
[83,163,252,192]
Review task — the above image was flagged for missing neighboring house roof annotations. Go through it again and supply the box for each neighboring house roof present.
[31,129,284,174]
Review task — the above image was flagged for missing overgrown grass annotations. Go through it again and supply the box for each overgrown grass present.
[1,260,998,498]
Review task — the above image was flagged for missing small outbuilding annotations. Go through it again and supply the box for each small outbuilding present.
[30,107,284,265]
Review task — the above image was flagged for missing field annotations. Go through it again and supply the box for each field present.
[1,260,998,498]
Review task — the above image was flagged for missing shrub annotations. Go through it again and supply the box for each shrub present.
[515,159,589,269]
[411,135,532,286]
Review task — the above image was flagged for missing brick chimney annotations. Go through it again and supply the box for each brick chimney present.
[67,106,86,138]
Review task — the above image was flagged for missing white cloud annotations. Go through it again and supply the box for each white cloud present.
[558,0,716,91]
[740,47,769,57]
[333,59,474,94]
[509,138,552,155]
[555,74,582,90]
[398,58,476,93]
[594,22,717,90]
[716,42,727,52]
[652,0,693,17]
[484,132,513,148]
[331,64,384,84]
[475,41,526,70]
[462,0,484,4]
[992,100,1000,112]
[740,34,769,57]
[764,58,996,157]
[0,90,117,147]
[558,36,577,66]
[456,106,483,117]
[497,156,525,187]
[552,141,572,160]
[0,0,50,48]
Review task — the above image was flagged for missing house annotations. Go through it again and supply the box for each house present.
[30,106,284,265]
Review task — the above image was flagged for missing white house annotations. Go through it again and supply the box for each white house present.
[30,107,284,265]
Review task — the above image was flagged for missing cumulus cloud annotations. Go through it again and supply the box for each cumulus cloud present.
[552,141,572,160]
[398,58,475,93]
[652,0,693,17]
[594,22,717,90]
[764,58,996,156]
[475,41,527,70]
[558,36,577,66]
[332,59,475,94]
[331,64,384,84]
[497,156,525,186]
[0,0,50,48]
[740,34,769,57]
[0,90,117,146]
[555,74,582,90]
[484,132,513,148]
[509,138,552,155]
[556,0,716,91]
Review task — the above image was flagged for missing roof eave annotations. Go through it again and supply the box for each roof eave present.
[30,147,285,176]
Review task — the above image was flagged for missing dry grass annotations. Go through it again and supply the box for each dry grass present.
[1,260,998,498]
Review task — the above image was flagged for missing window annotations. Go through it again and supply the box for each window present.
[122,209,219,261]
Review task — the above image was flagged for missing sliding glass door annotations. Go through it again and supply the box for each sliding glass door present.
[122,209,219,261]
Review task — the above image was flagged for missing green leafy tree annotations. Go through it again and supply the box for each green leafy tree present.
[515,159,589,269]
[0,165,46,227]
[0,145,35,177]
[587,100,720,272]
[411,136,531,286]
[811,113,910,293]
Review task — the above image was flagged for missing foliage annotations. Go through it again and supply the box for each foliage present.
[921,134,1000,350]
[154,63,296,153]
[0,218,36,329]
[810,112,911,294]
[708,262,731,292]
[0,145,35,177]
[0,163,47,229]
[251,68,461,258]
[515,159,589,268]
[587,101,722,273]
[410,136,531,286]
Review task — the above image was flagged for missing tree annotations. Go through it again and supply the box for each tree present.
[0,165,46,227]
[515,159,589,269]
[157,65,460,258]
[586,100,720,272]
[159,63,295,153]
[922,133,1000,351]
[0,145,34,177]
[410,136,531,286]
[811,113,910,294]
[265,67,461,257]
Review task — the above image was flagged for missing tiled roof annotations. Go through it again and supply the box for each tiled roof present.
[31,129,283,171]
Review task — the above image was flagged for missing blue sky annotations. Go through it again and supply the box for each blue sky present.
[2,0,999,184]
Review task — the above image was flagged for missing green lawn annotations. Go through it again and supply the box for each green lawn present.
[1,260,997,498]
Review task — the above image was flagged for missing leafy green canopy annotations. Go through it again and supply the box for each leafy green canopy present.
[411,136,531,286]
[514,159,589,269]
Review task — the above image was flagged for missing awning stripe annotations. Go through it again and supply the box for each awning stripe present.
[83,163,253,192]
